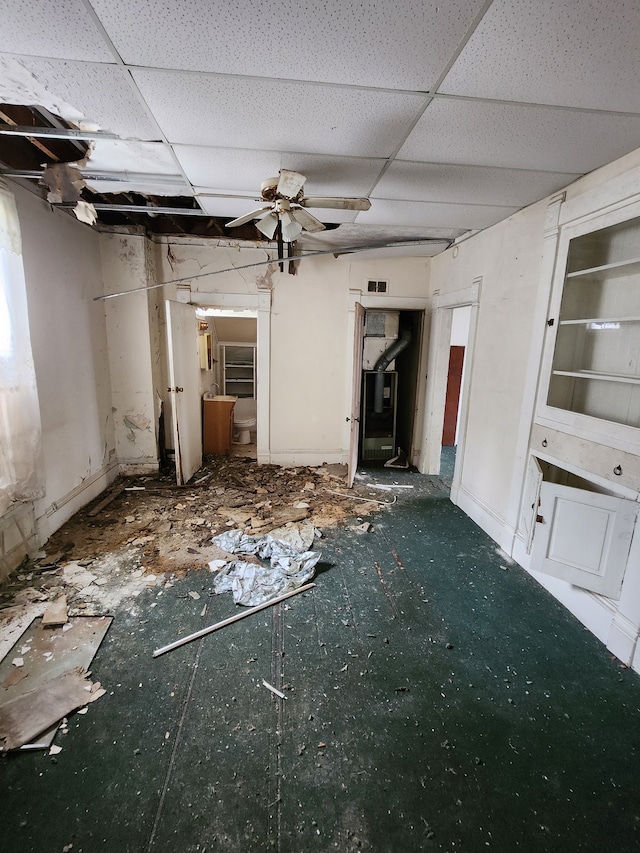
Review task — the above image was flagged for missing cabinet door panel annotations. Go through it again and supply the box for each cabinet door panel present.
[531,481,637,599]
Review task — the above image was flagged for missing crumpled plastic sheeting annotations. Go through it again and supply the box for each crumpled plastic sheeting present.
[211,530,321,606]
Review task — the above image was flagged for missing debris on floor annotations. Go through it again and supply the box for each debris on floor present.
[152,582,315,658]
[210,527,321,606]
[0,665,104,752]
[0,614,111,751]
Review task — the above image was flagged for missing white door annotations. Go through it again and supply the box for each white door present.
[166,300,202,485]
[348,302,365,488]
[531,480,638,599]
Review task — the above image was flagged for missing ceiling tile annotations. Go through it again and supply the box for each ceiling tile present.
[175,146,384,196]
[14,58,160,139]
[85,140,180,174]
[399,98,640,173]
[0,0,114,62]
[132,70,424,157]
[85,179,192,197]
[90,0,486,89]
[374,161,580,208]
[357,198,518,230]
[440,0,640,112]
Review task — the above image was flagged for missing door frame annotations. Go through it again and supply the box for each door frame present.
[420,279,481,499]
[346,290,430,474]
[183,288,272,463]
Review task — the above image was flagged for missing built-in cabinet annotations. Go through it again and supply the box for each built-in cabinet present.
[546,216,640,432]
[222,344,255,398]
[526,198,640,612]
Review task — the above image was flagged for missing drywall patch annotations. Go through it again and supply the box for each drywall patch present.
[123,413,151,443]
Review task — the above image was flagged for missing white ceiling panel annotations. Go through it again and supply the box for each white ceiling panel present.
[15,58,160,139]
[84,140,180,174]
[90,0,487,90]
[440,0,640,113]
[84,180,192,197]
[0,0,115,62]
[374,161,581,208]
[175,146,384,196]
[131,70,425,157]
[357,198,518,230]
[399,97,640,174]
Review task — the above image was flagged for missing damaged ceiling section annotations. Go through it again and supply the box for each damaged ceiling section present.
[0,102,264,240]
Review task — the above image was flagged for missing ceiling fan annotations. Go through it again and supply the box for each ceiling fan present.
[225,169,371,243]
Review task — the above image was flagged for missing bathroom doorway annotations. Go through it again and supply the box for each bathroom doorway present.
[196,308,258,461]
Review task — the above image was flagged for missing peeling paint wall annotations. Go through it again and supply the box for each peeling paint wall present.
[13,184,117,542]
[101,233,158,473]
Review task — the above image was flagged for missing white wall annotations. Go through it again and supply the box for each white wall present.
[101,233,159,473]
[154,238,431,465]
[14,185,117,542]
[430,201,548,530]
[429,147,640,672]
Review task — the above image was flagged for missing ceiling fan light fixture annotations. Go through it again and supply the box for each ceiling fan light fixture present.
[256,212,279,239]
[280,211,303,242]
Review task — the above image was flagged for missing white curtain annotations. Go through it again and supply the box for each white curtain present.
[0,179,43,516]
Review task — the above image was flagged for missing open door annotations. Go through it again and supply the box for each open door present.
[531,480,638,599]
[166,300,202,485]
[348,302,365,488]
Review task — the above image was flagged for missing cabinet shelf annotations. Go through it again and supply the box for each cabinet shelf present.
[566,256,640,282]
[552,369,640,386]
[222,344,255,399]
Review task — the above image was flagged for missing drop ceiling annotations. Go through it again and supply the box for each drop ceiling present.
[1,0,639,254]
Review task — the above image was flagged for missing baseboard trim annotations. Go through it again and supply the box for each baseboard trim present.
[36,462,120,543]
[453,484,512,553]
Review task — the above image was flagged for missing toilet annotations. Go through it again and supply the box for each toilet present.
[233,397,257,445]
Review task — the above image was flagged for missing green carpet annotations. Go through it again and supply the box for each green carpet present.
[2,467,639,852]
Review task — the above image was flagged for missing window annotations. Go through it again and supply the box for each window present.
[0,181,43,516]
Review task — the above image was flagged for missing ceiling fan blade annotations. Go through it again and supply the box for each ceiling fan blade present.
[226,206,272,227]
[281,211,303,242]
[277,169,306,199]
[301,196,371,211]
[256,212,279,239]
[291,207,325,233]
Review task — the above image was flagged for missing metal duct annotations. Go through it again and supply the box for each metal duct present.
[373,328,412,413]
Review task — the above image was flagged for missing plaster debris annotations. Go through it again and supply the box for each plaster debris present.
[41,163,85,204]
[42,595,68,627]
[73,200,97,225]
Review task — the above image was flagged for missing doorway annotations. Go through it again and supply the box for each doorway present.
[356,308,424,470]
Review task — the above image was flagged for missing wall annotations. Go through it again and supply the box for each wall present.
[429,147,640,672]
[153,238,431,466]
[14,185,117,543]
[101,232,159,474]
[430,201,548,535]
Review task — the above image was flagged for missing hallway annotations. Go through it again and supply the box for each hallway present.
[2,461,639,852]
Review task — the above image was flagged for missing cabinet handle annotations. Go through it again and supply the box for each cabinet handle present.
[541,438,548,447]
[614,465,622,476]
